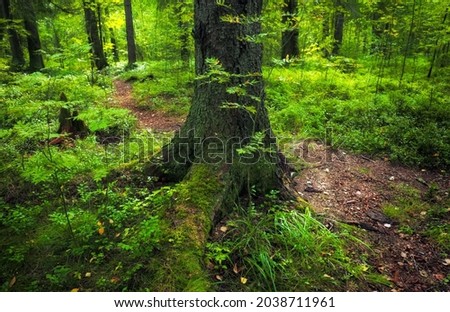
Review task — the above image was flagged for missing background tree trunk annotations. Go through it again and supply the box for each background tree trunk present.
[332,0,345,56]
[23,5,44,72]
[1,0,25,70]
[83,0,108,70]
[281,0,299,59]
[124,0,137,67]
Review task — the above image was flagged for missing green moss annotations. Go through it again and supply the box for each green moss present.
[144,164,224,291]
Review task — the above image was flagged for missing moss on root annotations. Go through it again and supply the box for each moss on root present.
[145,164,224,291]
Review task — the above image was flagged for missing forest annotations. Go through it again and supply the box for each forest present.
[0,0,449,292]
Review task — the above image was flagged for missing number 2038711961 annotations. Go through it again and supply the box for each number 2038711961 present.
[255,297,335,308]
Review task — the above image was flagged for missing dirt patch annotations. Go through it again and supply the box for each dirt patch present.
[113,80,184,132]
[294,141,449,291]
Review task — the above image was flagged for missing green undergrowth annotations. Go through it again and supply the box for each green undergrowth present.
[383,183,450,254]
[1,54,449,291]
[207,192,390,291]
[0,71,169,291]
[265,55,450,169]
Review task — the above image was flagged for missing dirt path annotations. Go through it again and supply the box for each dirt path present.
[113,80,184,132]
[293,141,449,291]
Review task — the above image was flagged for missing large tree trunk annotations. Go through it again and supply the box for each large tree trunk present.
[124,0,137,67]
[83,0,108,70]
[145,0,290,291]
[281,0,299,59]
[1,0,26,70]
[332,0,345,56]
[23,4,44,72]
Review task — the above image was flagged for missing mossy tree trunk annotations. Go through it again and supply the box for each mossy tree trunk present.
[146,0,291,291]
[281,0,300,59]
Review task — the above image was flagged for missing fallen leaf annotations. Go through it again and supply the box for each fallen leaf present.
[85,272,92,278]
[71,288,79,292]
[220,226,228,233]
[419,270,428,278]
[443,259,450,266]
[215,275,223,281]
[434,274,445,281]
[9,276,16,288]
[401,252,407,258]
[233,263,239,274]
[110,277,120,283]
[98,227,105,235]
[240,277,248,284]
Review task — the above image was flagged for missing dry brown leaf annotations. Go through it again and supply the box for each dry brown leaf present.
[434,274,445,281]
[110,277,120,283]
[9,276,16,288]
[215,275,223,281]
[233,263,239,274]
[220,226,228,233]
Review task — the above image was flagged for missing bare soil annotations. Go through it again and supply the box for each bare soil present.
[113,80,184,132]
[294,141,449,291]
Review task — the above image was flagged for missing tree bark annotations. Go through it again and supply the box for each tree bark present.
[145,0,291,291]
[281,0,299,59]
[83,0,108,70]
[332,0,345,56]
[1,0,26,70]
[124,0,137,67]
[23,4,44,72]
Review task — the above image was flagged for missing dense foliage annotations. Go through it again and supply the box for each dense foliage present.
[0,0,449,291]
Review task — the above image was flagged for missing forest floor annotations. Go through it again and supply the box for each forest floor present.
[113,79,450,291]
[293,142,449,291]
[113,80,184,132]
